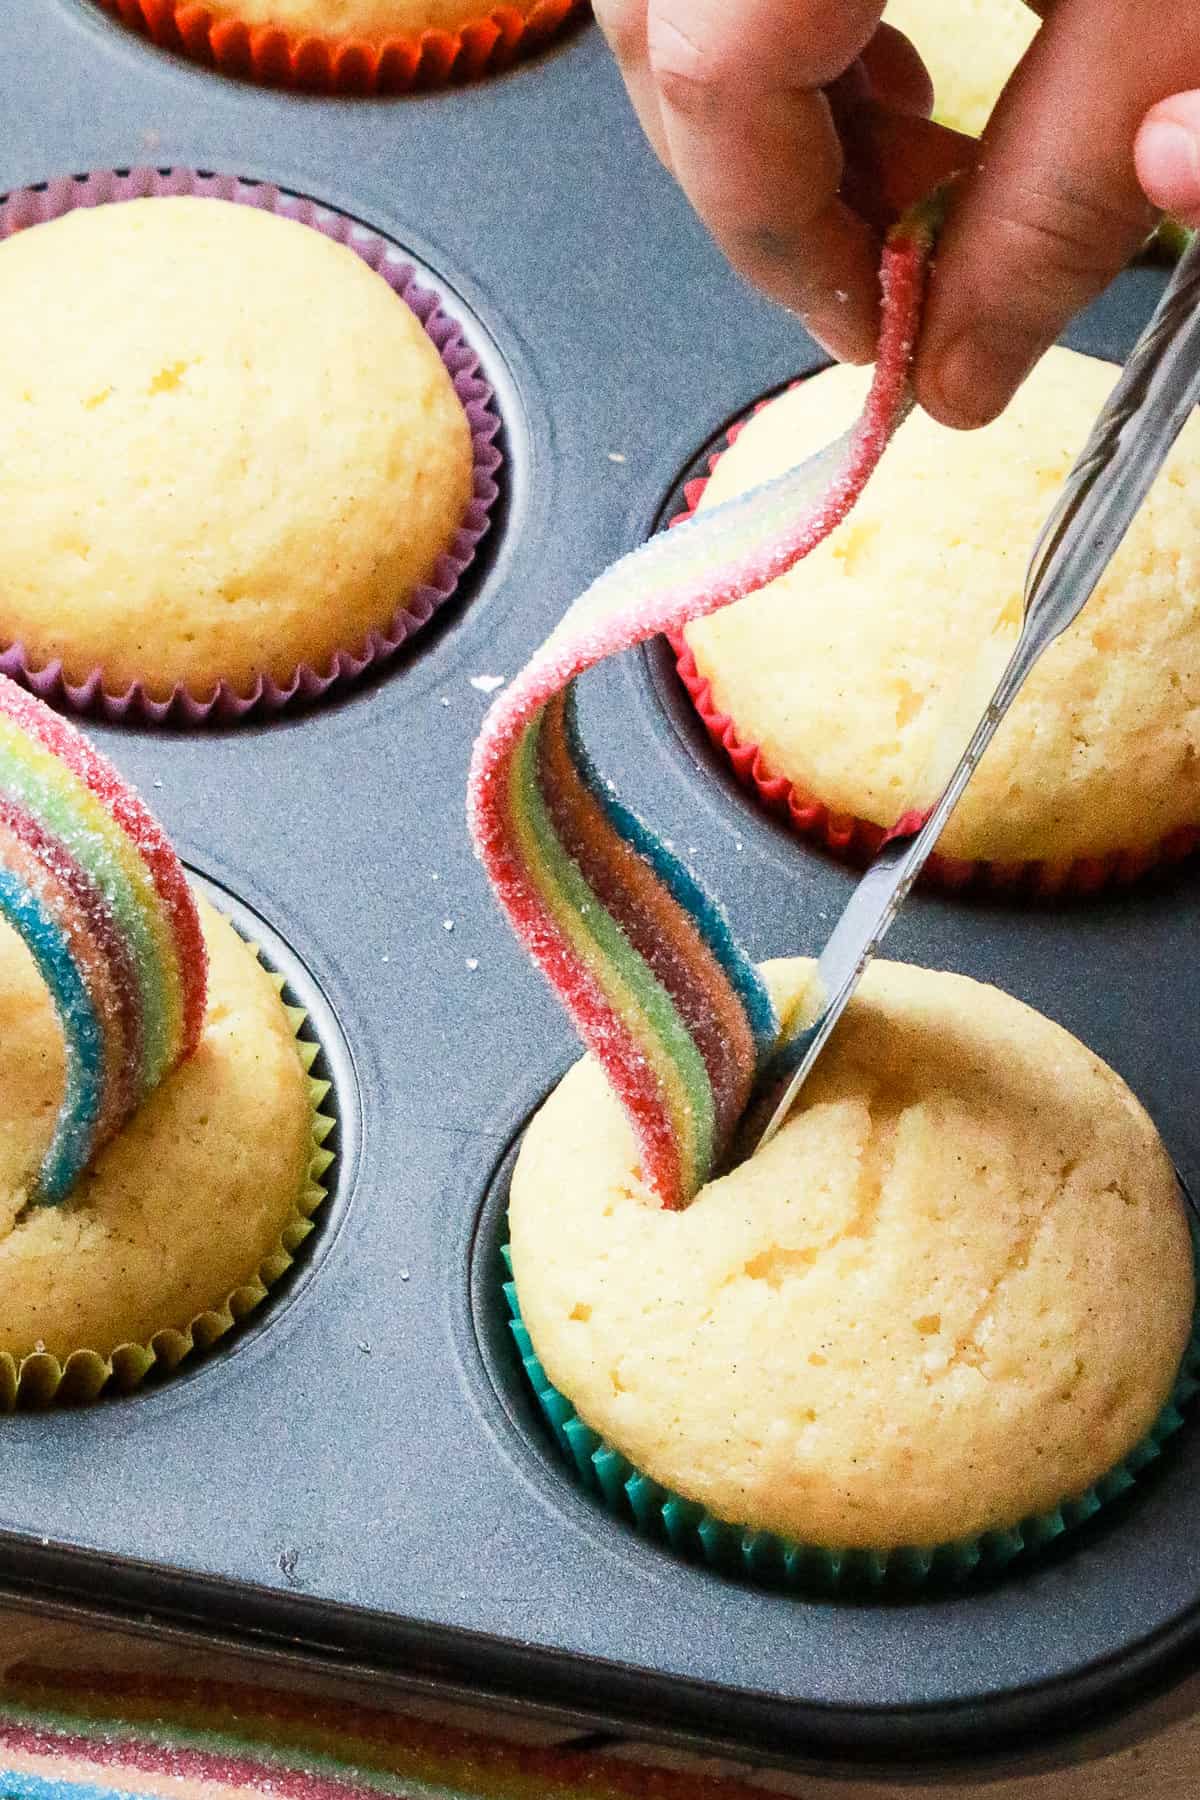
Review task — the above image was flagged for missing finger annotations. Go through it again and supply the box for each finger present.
[916,0,1179,429]
[1137,92,1200,227]
[833,93,975,233]
[594,0,673,169]
[859,22,935,119]
[646,0,889,360]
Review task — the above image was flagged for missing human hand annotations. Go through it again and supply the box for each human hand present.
[595,1,1200,429]
[594,0,971,365]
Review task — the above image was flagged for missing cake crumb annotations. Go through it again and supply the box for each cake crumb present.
[469,674,505,694]
[357,1340,371,1356]
[443,918,454,932]
[277,1548,302,1588]
[399,1267,411,1282]
[439,695,450,708]
[607,451,627,464]
[466,957,479,971]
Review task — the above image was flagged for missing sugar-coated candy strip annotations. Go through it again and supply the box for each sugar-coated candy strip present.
[0,675,207,1202]
[469,205,937,1209]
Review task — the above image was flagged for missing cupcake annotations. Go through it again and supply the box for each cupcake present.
[676,347,1200,885]
[94,0,586,93]
[509,958,1197,1578]
[882,0,1037,138]
[0,674,332,1406]
[0,186,487,719]
[880,1,1186,258]
[1,897,329,1405]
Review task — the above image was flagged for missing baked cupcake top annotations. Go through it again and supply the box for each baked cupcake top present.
[510,958,1194,1551]
[197,0,549,40]
[683,347,1200,867]
[0,196,473,702]
[0,895,315,1361]
[882,0,1037,137]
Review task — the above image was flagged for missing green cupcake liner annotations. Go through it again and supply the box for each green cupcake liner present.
[502,1223,1200,1594]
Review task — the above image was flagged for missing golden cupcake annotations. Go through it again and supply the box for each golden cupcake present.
[0,195,474,704]
[511,958,1194,1553]
[93,0,584,95]
[0,895,326,1399]
[681,348,1200,870]
[193,0,553,40]
[883,0,1038,138]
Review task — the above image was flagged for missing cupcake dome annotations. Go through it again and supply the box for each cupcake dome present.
[883,0,1037,137]
[0,895,318,1370]
[681,348,1200,869]
[0,196,474,705]
[510,958,1194,1553]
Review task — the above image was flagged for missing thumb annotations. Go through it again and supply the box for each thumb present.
[1137,93,1200,227]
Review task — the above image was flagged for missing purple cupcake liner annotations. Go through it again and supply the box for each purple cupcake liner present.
[0,167,503,726]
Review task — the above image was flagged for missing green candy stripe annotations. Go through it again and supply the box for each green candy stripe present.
[514,713,716,1194]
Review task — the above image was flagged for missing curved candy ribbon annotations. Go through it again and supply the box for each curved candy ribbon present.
[469,206,937,1210]
[0,677,207,1202]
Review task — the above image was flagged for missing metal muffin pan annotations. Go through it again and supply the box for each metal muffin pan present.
[2,1,1200,1773]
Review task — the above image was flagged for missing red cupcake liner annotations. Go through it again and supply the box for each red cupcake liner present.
[94,0,588,94]
[667,399,1200,899]
[0,167,503,727]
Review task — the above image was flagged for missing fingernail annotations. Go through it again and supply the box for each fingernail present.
[925,330,1041,430]
[1138,119,1200,211]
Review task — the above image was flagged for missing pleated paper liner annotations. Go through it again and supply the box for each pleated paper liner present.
[503,1241,1200,1595]
[0,168,503,726]
[666,398,1200,899]
[93,0,588,94]
[3,935,336,1410]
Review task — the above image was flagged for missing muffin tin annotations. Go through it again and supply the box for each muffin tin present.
[3,0,1200,1773]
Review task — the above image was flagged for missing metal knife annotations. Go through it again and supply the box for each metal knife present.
[755,232,1200,1155]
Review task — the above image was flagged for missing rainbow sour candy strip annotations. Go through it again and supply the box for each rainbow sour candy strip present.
[469,207,935,1210]
[0,676,207,1203]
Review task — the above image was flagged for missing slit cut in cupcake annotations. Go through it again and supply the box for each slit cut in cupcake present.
[0,169,502,725]
[669,348,1200,896]
[91,0,588,94]
[506,958,1200,1590]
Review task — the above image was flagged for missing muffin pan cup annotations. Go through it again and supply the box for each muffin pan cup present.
[0,167,502,726]
[4,1,1200,1774]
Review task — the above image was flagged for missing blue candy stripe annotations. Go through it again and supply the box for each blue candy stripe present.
[561,689,778,1062]
[0,1770,144,1800]
[0,865,104,1203]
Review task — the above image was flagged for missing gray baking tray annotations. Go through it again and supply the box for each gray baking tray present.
[1,1,1199,1772]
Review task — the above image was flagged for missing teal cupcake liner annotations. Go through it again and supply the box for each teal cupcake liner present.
[502,1227,1200,1594]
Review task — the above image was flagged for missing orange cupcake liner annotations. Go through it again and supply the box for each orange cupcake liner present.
[95,0,589,95]
[667,399,1200,899]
